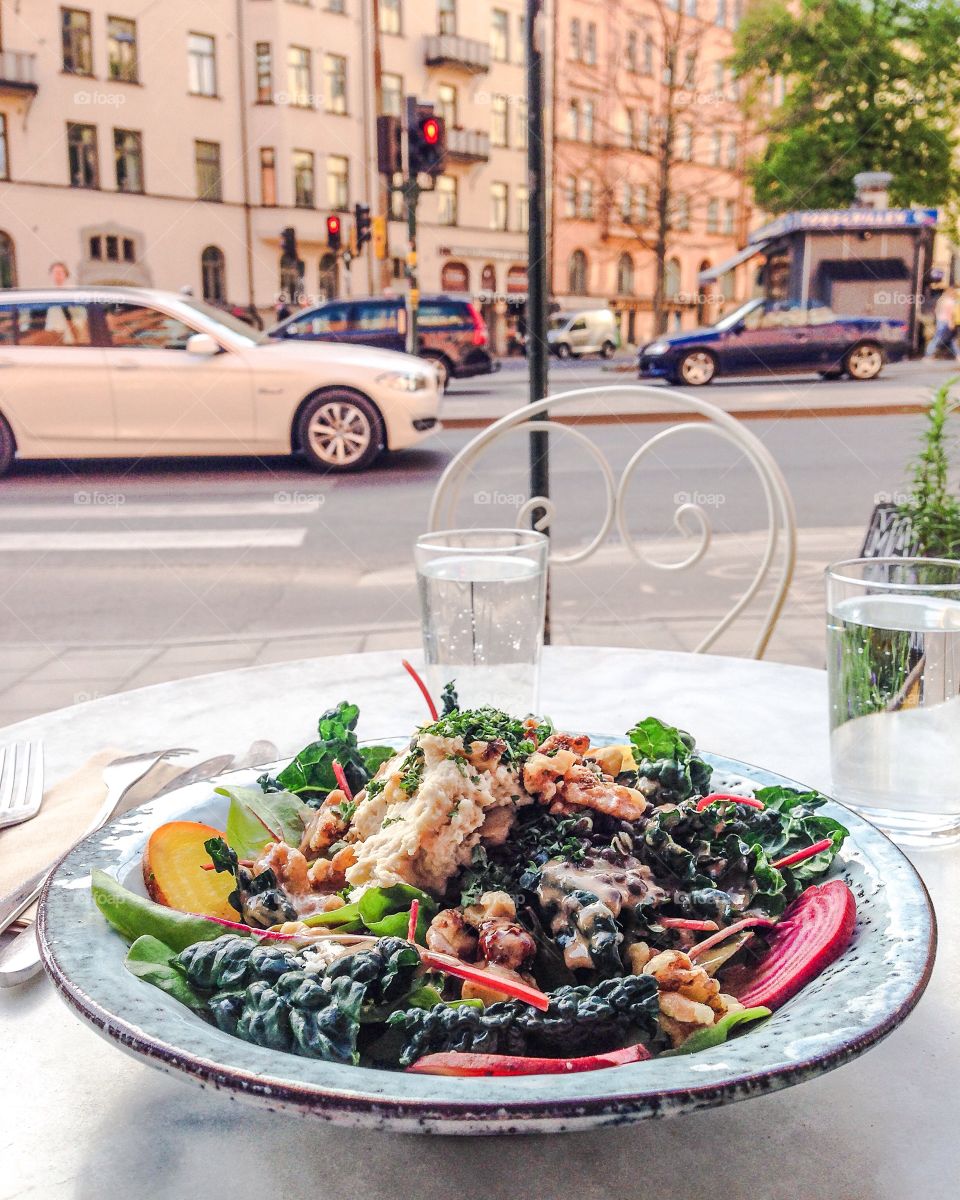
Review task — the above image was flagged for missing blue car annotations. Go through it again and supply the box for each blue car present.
[638,298,909,386]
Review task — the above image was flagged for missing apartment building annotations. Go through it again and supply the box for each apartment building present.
[0,0,530,338]
[551,0,755,343]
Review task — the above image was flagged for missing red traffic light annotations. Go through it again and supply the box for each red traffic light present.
[326,215,341,235]
[422,117,440,145]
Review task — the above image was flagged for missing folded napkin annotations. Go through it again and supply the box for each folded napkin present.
[0,749,183,930]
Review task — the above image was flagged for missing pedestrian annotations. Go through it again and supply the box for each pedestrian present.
[925,287,960,361]
[49,262,70,287]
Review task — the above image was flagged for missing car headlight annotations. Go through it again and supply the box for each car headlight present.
[643,342,670,356]
[375,370,431,392]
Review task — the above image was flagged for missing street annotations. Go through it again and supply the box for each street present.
[0,357,947,727]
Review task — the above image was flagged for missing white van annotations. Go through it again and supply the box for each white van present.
[547,309,620,359]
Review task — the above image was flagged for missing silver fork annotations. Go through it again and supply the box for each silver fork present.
[0,742,44,831]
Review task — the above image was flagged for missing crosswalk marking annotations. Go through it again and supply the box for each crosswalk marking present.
[0,529,308,551]
[0,498,326,521]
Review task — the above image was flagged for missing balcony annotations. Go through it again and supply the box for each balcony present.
[424,34,491,74]
[445,127,490,164]
[0,50,38,94]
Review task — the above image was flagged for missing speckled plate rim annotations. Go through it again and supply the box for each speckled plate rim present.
[37,749,937,1135]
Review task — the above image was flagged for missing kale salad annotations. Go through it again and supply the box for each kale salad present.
[95,682,856,1078]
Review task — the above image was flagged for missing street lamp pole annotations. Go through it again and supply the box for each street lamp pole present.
[525,0,551,638]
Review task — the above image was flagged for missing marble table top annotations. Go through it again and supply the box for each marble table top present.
[2,647,954,1199]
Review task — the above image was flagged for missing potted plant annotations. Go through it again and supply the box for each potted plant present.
[861,380,960,559]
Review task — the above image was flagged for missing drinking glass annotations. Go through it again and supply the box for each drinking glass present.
[826,557,960,845]
[415,528,549,715]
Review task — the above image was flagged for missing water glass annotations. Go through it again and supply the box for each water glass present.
[415,528,549,716]
[826,557,960,845]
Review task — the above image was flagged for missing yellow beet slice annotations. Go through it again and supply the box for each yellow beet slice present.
[142,820,237,920]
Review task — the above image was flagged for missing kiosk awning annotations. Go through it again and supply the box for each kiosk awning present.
[698,241,771,284]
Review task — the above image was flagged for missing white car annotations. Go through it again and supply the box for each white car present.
[0,288,441,474]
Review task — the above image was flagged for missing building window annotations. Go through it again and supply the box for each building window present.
[716,0,727,24]
[0,116,9,181]
[516,185,528,232]
[711,130,722,166]
[326,0,346,11]
[626,31,638,72]
[437,174,457,225]
[288,47,312,107]
[491,9,509,61]
[438,0,456,36]
[327,154,349,209]
[624,107,637,148]
[643,35,654,74]
[582,99,595,143]
[0,232,16,288]
[567,99,579,140]
[260,147,277,206]
[107,16,138,82]
[563,175,576,218]
[638,110,651,152]
[617,253,634,295]
[490,182,508,231]
[679,123,694,161]
[621,182,633,223]
[188,33,217,96]
[491,94,508,146]
[579,178,594,219]
[382,72,403,117]
[293,150,315,207]
[672,193,690,230]
[438,83,458,127]
[683,51,697,88]
[636,184,648,223]
[713,62,724,93]
[568,249,587,294]
[324,54,347,114]
[256,43,273,103]
[723,199,736,234]
[706,198,719,233]
[62,9,93,75]
[665,257,681,299]
[584,22,597,65]
[570,18,581,60]
[67,123,99,188]
[114,129,143,192]
[195,139,222,200]
[726,133,738,168]
[201,246,226,303]
[515,98,528,149]
[381,0,401,35]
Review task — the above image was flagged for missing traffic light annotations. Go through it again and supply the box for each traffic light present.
[372,215,387,260]
[409,104,446,177]
[355,204,372,249]
[326,213,342,252]
[377,114,402,177]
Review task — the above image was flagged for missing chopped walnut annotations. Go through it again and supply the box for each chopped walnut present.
[426,908,479,961]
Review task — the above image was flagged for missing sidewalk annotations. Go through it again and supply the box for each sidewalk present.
[0,524,854,727]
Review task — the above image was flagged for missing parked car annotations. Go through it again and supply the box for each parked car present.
[637,298,908,386]
[547,309,620,359]
[0,287,440,476]
[269,294,496,391]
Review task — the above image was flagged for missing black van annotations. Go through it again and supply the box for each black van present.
[269,294,496,390]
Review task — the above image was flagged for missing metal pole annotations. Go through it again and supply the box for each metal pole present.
[404,95,420,356]
[526,0,551,639]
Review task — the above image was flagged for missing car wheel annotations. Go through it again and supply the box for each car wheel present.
[844,342,884,381]
[0,412,14,477]
[297,390,384,473]
[423,354,449,393]
[819,369,844,380]
[556,343,572,360]
[600,340,616,359]
[677,350,716,386]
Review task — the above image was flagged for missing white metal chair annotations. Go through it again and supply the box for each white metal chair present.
[428,384,797,659]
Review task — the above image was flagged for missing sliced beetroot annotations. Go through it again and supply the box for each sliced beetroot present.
[725,879,856,1010]
[407,1042,652,1077]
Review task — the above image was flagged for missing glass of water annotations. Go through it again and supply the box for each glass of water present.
[415,528,549,715]
[826,557,960,845]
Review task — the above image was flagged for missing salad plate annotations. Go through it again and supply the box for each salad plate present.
[37,729,935,1135]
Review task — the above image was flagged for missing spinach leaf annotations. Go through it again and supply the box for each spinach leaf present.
[628,716,693,762]
[301,883,436,940]
[219,784,310,859]
[361,744,397,777]
[125,935,205,1009]
[662,1006,771,1056]
[92,869,230,952]
[275,701,368,801]
[627,716,712,801]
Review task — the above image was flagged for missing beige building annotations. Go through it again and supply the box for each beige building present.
[0,0,530,342]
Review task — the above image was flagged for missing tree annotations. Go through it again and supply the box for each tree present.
[731,0,960,213]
